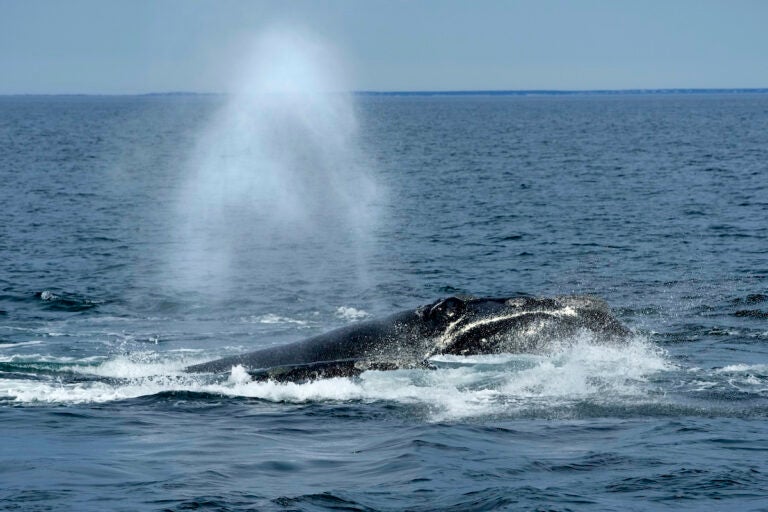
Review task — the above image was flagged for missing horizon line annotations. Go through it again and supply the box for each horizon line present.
[2,87,768,97]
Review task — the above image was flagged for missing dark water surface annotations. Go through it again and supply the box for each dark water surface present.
[1,94,768,511]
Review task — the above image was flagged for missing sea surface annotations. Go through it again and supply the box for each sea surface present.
[1,92,767,511]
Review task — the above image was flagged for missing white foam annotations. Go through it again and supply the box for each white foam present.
[0,353,86,363]
[1,375,201,404]
[0,340,44,349]
[242,314,308,325]
[500,339,669,399]
[2,336,671,420]
[63,356,186,379]
[214,376,368,403]
[228,365,251,385]
[39,290,57,301]
[716,364,768,373]
[335,306,369,321]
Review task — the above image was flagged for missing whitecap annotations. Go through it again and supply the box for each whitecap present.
[715,363,768,374]
[335,306,369,321]
[39,290,57,301]
[0,340,44,349]
[241,313,308,325]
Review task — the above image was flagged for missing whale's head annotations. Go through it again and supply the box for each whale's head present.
[417,295,630,356]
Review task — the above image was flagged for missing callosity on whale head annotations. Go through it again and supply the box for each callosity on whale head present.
[418,295,631,357]
[185,294,630,382]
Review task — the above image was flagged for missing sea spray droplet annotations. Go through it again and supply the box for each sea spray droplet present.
[169,28,380,299]
[228,365,251,385]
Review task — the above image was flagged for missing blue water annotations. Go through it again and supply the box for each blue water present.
[1,93,768,511]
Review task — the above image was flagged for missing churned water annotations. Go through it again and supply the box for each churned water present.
[1,92,768,511]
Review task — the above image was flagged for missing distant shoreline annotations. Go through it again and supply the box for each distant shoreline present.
[356,88,768,96]
[2,88,767,97]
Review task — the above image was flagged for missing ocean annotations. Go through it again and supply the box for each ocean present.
[1,92,767,511]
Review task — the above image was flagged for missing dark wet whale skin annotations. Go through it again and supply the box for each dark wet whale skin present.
[185,295,630,381]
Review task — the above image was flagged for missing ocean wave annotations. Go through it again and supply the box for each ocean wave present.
[0,335,675,420]
[0,340,44,349]
[35,290,100,312]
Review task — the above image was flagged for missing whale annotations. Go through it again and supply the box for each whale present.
[185,295,630,382]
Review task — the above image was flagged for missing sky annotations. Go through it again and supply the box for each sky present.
[1,0,767,94]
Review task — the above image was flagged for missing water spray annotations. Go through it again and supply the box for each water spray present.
[170,28,379,301]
